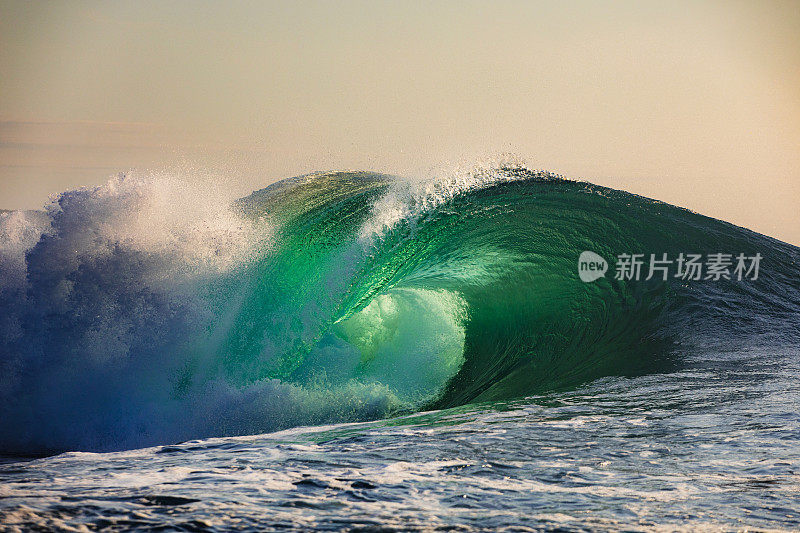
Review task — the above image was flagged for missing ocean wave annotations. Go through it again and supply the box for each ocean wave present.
[1,167,798,453]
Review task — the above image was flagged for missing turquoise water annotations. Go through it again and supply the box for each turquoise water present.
[0,167,798,530]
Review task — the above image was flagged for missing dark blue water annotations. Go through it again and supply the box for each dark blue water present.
[2,339,799,531]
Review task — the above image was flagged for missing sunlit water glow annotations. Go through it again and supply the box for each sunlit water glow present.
[1,166,798,530]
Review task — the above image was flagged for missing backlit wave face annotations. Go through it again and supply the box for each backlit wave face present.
[1,167,798,453]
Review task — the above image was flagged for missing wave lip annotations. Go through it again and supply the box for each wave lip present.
[1,167,798,453]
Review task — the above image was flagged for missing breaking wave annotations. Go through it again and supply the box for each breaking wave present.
[1,166,798,453]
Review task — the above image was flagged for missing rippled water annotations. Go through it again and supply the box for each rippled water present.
[2,341,798,532]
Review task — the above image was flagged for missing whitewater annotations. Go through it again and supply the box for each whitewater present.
[1,166,799,531]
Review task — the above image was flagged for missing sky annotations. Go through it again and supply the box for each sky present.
[1,0,798,244]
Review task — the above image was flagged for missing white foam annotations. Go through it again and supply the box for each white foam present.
[0,171,287,451]
[358,156,545,243]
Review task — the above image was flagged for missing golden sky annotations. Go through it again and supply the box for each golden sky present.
[1,0,798,244]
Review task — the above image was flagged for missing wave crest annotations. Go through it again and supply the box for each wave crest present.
[1,166,798,453]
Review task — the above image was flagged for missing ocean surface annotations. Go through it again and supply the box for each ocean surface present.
[1,167,798,531]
